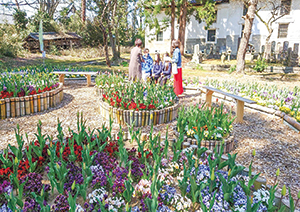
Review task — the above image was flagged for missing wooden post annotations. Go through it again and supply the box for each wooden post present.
[86,75,91,86]
[236,100,245,123]
[59,74,65,85]
[206,90,214,107]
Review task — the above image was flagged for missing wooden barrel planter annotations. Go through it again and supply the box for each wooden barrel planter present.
[173,128,235,153]
[96,87,179,126]
[0,83,64,119]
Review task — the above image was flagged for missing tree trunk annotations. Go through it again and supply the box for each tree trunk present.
[180,1,188,55]
[100,25,111,67]
[15,0,20,10]
[82,0,86,24]
[170,0,175,54]
[263,28,273,60]
[108,24,118,61]
[178,0,187,56]
[236,0,258,73]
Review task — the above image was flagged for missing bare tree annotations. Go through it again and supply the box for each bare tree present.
[15,0,20,10]
[255,0,288,60]
[23,0,60,18]
[93,0,113,67]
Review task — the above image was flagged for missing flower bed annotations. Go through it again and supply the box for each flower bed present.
[0,71,63,119]
[175,103,235,153]
[0,116,297,211]
[183,78,300,123]
[95,74,179,126]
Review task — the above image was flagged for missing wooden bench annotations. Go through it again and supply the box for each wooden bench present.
[53,71,98,86]
[203,86,256,123]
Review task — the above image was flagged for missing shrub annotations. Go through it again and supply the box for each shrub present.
[13,9,28,31]
[0,24,25,57]
[228,65,236,74]
[253,58,268,72]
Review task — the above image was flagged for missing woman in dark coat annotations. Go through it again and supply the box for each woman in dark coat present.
[129,39,143,81]
[152,53,163,83]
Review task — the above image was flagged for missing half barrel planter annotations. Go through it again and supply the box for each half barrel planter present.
[96,87,179,126]
[0,83,64,119]
[173,128,235,154]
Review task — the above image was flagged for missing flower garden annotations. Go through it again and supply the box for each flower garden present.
[95,73,179,126]
[175,103,235,153]
[183,78,300,123]
[0,65,299,212]
[0,109,298,212]
[0,70,62,119]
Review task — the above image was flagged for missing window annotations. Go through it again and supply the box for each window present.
[278,24,289,38]
[156,31,163,41]
[207,29,216,42]
[280,0,291,15]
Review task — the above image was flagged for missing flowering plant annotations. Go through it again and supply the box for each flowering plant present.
[0,70,58,99]
[96,73,177,111]
[177,103,235,141]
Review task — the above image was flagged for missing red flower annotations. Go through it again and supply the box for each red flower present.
[110,101,115,106]
[139,103,146,110]
[128,102,137,110]
[148,104,156,110]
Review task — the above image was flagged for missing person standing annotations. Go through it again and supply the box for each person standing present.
[141,48,153,82]
[152,53,163,83]
[129,39,143,81]
[172,40,183,95]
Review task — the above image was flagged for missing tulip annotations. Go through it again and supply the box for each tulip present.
[252,149,256,157]
[71,180,76,190]
[281,185,286,196]
[211,168,215,181]
[276,168,280,176]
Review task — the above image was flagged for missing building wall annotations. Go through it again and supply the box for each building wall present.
[145,0,300,56]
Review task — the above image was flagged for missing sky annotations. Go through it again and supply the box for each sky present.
[0,0,83,24]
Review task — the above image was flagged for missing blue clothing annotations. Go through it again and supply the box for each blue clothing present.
[152,62,163,77]
[142,55,153,75]
[172,47,182,68]
[162,62,172,79]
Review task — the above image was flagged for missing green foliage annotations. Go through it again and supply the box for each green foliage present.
[13,9,28,31]
[0,24,25,57]
[49,44,62,56]
[195,0,217,29]
[120,61,129,67]
[29,11,59,32]
[228,65,236,74]
[253,58,268,72]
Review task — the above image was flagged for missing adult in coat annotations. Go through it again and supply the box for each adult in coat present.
[172,40,183,95]
[129,39,143,81]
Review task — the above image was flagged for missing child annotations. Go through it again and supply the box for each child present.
[160,53,172,85]
[152,53,163,83]
[141,48,153,82]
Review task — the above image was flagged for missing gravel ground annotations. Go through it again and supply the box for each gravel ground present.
[0,80,300,202]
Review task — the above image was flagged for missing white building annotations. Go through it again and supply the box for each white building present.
[145,0,300,57]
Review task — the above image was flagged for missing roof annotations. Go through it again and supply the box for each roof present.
[24,32,82,41]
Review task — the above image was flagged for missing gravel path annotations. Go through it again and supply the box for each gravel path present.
[0,80,299,201]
